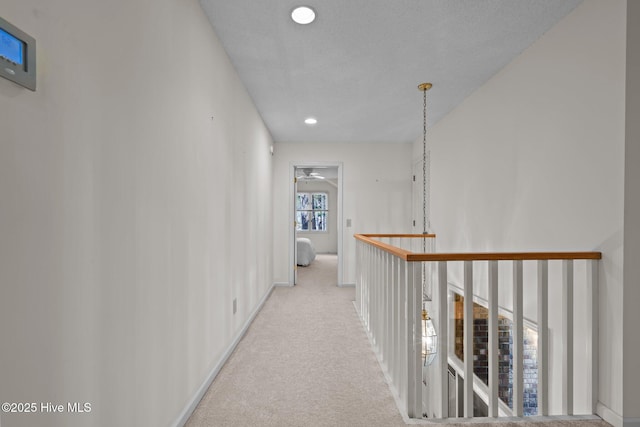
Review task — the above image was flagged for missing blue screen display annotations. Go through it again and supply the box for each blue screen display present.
[0,27,24,65]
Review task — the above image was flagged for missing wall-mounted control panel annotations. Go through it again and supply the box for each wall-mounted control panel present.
[0,16,36,91]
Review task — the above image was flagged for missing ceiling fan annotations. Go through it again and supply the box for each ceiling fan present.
[296,168,325,181]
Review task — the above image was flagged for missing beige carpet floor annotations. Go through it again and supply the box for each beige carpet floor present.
[185,254,611,427]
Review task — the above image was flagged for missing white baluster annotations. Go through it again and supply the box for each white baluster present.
[380,252,391,370]
[563,259,574,415]
[587,260,599,414]
[513,260,524,417]
[390,255,396,387]
[398,260,409,404]
[488,260,499,417]
[365,244,370,330]
[385,251,392,368]
[407,261,422,418]
[437,261,449,418]
[537,260,549,416]
[394,256,401,387]
[375,248,381,351]
[463,261,474,418]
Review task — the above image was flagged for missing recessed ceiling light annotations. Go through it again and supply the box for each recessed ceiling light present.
[304,117,317,125]
[291,6,316,25]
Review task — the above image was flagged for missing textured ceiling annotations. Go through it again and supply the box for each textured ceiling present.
[199,0,582,143]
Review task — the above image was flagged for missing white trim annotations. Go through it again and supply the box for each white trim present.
[171,283,275,427]
[337,162,344,286]
[338,282,355,288]
[289,161,344,286]
[295,190,330,233]
[273,282,293,287]
[289,165,297,285]
[597,401,624,427]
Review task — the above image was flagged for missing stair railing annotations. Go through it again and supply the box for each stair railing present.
[354,233,601,421]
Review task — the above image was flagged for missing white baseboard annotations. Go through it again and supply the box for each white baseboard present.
[597,401,625,427]
[584,401,640,427]
[338,282,355,288]
[171,283,275,427]
[273,282,292,287]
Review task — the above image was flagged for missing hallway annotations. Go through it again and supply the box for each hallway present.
[186,254,406,426]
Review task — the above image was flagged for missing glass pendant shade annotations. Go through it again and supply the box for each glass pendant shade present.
[422,309,437,366]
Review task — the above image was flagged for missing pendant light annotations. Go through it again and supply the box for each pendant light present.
[423,309,438,366]
[419,82,437,366]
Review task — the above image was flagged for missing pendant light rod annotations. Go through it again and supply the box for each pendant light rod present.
[418,82,432,236]
[418,82,433,305]
[418,83,437,366]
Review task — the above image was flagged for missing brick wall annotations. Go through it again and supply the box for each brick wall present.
[453,294,538,415]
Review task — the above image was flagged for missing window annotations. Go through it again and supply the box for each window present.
[296,192,328,231]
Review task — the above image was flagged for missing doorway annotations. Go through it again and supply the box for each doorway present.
[289,162,343,286]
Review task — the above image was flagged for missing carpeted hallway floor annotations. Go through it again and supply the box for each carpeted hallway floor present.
[185,254,612,427]
[186,254,405,426]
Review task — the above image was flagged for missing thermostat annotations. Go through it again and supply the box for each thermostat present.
[0,16,36,91]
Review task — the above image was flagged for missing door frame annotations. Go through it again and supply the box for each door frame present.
[289,161,344,286]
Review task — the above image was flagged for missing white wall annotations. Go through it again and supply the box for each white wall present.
[417,0,626,422]
[296,180,338,254]
[273,142,413,285]
[623,1,640,423]
[0,1,273,426]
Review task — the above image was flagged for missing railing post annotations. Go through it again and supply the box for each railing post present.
[488,260,499,417]
[512,260,524,417]
[563,259,574,415]
[463,260,474,418]
[437,261,449,418]
[537,260,549,416]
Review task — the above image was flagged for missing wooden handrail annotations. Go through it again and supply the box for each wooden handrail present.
[356,233,437,239]
[354,234,415,259]
[354,233,602,261]
[405,252,602,261]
